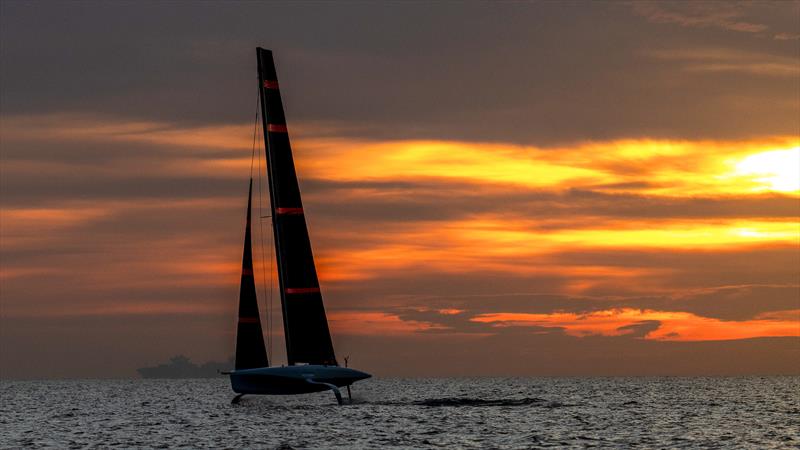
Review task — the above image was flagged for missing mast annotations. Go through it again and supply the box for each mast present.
[256,48,337,366]
[234,179,269,370]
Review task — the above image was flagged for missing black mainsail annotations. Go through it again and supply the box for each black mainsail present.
[234,180,269,370]
[256,47,337,366]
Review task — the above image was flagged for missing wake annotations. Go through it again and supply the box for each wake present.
[350,397,571,408]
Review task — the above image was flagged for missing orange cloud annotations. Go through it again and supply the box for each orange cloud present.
[0,206,112,251]
[471,308,800,341]
[295,136,800,196]
[311,215,797,287]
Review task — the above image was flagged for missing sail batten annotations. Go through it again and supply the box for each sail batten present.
[257,48,337,366]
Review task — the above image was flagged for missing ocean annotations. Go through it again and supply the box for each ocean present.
[2,377,798,448]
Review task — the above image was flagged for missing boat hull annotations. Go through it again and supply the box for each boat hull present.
[229,365,370,395]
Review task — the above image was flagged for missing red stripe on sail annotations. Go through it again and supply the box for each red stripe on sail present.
[241,268,253,276]
[267,124,287,133]
[263,80,279,89]
[276,207,303,215]
[285,287,320,294]
[238,317,260,324]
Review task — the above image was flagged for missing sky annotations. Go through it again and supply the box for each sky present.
[1,1,798,378]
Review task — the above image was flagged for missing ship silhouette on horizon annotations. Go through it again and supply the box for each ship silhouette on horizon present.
[137,355,232,379]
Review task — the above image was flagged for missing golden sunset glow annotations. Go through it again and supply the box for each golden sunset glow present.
[5,116,797,340]
[5,115,798,196]
[310,217,798,287]
[295,136,800,196]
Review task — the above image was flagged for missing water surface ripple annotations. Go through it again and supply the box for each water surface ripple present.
[2,377,798,448]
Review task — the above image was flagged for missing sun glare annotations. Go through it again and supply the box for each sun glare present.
[732,147,800,193]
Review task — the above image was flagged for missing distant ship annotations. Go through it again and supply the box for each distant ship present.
[226,48,370,405]
[137,355,231,379]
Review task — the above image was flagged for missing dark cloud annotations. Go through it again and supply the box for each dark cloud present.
[631,1,799,36]
[668,285,800,321]
[2,2,798,145]
[303,179,800,223]
[551,247,800,292]
[616,320,662,338]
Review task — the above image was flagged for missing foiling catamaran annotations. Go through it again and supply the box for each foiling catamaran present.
[227,48,370,405]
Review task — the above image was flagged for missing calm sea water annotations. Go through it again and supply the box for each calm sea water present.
[2,377,798,448]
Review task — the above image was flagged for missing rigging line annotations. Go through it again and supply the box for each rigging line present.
[255,102,273,359]
[250,86,271,360]
[267,193,274,360]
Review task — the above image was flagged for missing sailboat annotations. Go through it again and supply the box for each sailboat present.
[228,48,370,405]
